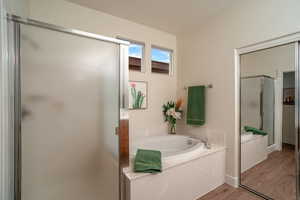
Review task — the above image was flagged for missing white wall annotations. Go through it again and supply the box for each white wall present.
[27,0,177,142]
[7,0,29,17]
[177,0,300,179]
[241,43,295,78]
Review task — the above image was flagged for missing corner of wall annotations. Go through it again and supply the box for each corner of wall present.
[225,174,239,188]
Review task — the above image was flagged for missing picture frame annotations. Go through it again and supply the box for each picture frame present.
[129,81,148,110]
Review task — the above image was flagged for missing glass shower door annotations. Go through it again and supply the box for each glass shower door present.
[241,77,262,133]
[18,23,122,200]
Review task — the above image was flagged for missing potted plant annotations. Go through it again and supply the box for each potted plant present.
[162,99,183,134]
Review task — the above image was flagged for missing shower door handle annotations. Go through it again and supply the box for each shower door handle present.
[22,106,32,120]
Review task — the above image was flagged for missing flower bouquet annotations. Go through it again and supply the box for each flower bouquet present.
[162,99,183,134]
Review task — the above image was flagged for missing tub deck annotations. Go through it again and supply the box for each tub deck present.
[123,144,226,200]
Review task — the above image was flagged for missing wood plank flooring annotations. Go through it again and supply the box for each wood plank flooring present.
[197,184,260,200]
[241,144,295,200]
[197,144,295,200]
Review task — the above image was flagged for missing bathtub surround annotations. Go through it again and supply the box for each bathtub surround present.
[241,134,268,173]
[124,135,226,200]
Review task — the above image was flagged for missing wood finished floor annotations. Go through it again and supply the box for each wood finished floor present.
[197,184,261,200]
[197,144,295,200]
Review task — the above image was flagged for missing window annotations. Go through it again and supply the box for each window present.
[128,42,144,72]
[151,47,172,75]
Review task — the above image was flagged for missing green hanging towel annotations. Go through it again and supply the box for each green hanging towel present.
[244,126,268,136]
[187,86,205,125]
[134,149,162,173]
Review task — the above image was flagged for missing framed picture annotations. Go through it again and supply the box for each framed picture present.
[129,81,148,109]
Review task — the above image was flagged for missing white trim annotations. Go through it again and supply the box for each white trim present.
[116,36,146,73]
[225,175,239,188]
[235,32,300,189]
[234,49,241,185]
[274,74,283,151]
[237,31,300,55]
[150,45,174,76]
[267,144,279,154]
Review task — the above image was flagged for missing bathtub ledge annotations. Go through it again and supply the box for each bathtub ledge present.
[123,144,226,180]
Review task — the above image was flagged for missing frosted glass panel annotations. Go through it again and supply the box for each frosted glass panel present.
[263,78,275,145]
[241,77,262,133]
[20,24,119,200]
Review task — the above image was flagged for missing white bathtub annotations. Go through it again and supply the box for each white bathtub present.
[124,135,226,200]
[131,135,205,158]
[241,133,268,173]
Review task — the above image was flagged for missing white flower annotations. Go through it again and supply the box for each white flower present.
[172,112,181,119]
[166,108,181,119]
[166,108,175,116]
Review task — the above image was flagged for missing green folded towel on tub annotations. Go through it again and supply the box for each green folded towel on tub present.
[244,126,268,136]
[134,149,162,173]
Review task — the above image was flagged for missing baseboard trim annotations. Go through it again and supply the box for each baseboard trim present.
[267,144,278,154]
[225,175,238,188]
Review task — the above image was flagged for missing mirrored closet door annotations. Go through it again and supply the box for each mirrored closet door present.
[239,43,298,200]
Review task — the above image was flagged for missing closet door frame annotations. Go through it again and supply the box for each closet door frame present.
[235,34,300,200]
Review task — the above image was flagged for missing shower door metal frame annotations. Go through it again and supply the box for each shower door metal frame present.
[7,14,129,200]
[236,36,300,200]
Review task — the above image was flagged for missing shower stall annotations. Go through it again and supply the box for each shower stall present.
[7,15,129,200]
[241,75,275,146]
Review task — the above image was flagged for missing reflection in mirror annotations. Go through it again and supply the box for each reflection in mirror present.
[240,43,296,200]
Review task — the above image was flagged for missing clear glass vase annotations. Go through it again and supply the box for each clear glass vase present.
[169,123,176,134]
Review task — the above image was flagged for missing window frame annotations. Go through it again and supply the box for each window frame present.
[151,45,174,76]
[117,36,146,73]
